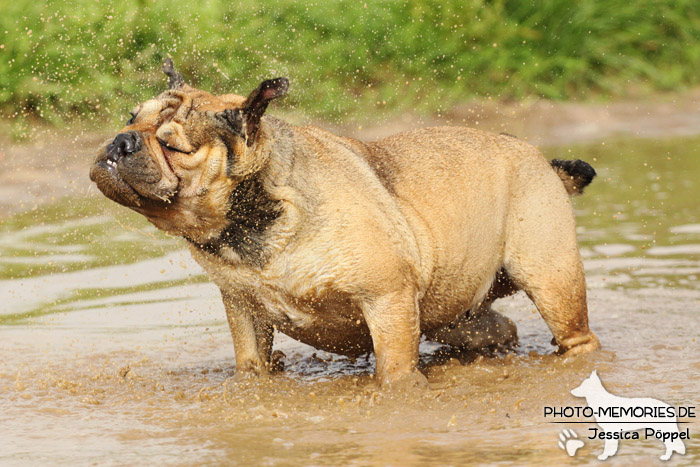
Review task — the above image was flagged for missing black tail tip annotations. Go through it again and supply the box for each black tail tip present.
[550,158,597,195]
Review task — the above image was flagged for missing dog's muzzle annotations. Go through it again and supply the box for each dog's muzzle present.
[90,132,143,208]
[91,129,174,208]
[104,131,142,169]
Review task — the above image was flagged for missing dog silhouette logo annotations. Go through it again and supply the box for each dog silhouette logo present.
[570,371,686,461]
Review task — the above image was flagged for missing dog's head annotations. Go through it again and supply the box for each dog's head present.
[570,370,603,398]
[89,59,288,240]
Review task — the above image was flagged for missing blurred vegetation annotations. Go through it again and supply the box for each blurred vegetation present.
[3,0,700,137]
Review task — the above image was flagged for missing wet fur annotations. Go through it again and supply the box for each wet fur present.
[91,68,601,386]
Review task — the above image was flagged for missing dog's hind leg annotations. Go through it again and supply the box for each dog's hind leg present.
[661,443,673,461]
[661,432,686,460]
[424,301,518,350]
[424,268,519,349]
[504,164,600,355]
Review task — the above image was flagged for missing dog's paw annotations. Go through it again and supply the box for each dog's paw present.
[231,360,270,383]
[268,350,286,372]
[380,369,429,391]
[558,429,584,457]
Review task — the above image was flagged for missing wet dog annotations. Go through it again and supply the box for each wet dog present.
[90,59,600,387]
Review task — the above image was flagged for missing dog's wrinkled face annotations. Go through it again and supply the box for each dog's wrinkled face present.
[90,59,288,240]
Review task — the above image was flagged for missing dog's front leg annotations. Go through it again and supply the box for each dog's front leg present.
[598,437,618,460]
[361,288,427,388]
[221,291,273,378]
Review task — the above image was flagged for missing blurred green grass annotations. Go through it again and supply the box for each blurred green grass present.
[3,0,700,137]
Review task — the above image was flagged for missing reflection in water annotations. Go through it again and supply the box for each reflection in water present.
[1,135,699,465]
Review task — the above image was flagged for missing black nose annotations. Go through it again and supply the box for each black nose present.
[107,131,141,162]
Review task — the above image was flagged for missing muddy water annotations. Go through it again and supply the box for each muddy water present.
[1,135,699,466]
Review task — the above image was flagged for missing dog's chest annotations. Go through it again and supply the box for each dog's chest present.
[256,283,362,329]
[249,275,372,355]
[193,247,363,328]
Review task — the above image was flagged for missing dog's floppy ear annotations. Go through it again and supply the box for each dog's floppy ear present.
[241,77,289,145]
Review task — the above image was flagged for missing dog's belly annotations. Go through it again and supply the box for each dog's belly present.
[418,292,483,330]
[417,260,502,330]
[277,320,374,357]
[259,289,374,356]
[263,287,490,356]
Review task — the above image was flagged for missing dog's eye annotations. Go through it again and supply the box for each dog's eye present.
[126,112,137,126]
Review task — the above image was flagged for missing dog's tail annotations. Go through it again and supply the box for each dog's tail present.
[550,159,597,196]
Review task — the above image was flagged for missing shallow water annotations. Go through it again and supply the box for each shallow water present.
[1,135,699,465]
